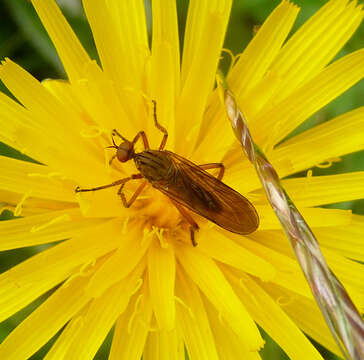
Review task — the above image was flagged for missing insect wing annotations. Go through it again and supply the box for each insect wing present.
[155,151,259,234]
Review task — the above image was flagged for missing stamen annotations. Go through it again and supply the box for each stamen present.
[30,214,71,232]
[276,294,294,307]
[175,296,195,319]
[122,217,130,234]
[141,227,157,247]
[316,157,341,169]
[128,294,144,334]
[71,315,85,330]
[221,48,235,74]
[239,277,260,308]
[186,123,199,142]
[130,278,143,297]
[80,126,105,138]
[63,260,96,287]
[153,227,168,248]
[14,190,32,216]
[0,204,13,213]
[27,171,67,181]
[218,311,225,325]
[263,121,281,155]
[303,170,313,194]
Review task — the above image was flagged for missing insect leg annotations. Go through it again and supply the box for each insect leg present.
[198,163,225,180]
[131,131,149,149]
[152,100,168,150]
[118,180,148,208]
[75,174,143,193]
[171,200,199,246]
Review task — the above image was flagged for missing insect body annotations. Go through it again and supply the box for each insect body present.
[76,101,259,246]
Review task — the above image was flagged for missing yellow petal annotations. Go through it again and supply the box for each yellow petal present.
[65,260,146,360]
[253,49,364,146]
[226,270,324,360]
[194,0,299,161]
[257,206,352,229]
[148,238,176,330]
[175,242,264,351]
[0,273,92,360]
[107,0,148,85]
[230,0,300,97]
[109,282,152,360]
[272,106,364,176]
[86,228,152,298]
[203,293,261,360]
[151,0,180,95]
[0,189,71,215]
[225,231,312,299]
[262,282,342,357]
[315,214,364,262]
[149,42,176,149]
[144,329,185,360]
[268,0,364,102]
[251,172,364,207]
[250,229,364,309]
[30,0,90,83]
[43,307,89,360]
[0,219,121,322]
[82,0,148,128]
[197,227,276,281]
[0,208,104,251]
[0,90,33,150]
[176,0,232,154]
[0,59,108,185]
[175,266,219,360]
[0,155,75,203]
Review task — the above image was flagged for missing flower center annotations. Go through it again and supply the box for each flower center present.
[134,187,183,230]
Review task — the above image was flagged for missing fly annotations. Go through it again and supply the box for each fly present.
[75,101,259,246]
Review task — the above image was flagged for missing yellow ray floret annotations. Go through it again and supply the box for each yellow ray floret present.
[226,270,324,360]
[175,242,264,351]
[109,285,152,360]
[148,238,176,331]
[64,260,146,360]
[0,273,92,360]
[175,267,220,360]
[31,0,90,83]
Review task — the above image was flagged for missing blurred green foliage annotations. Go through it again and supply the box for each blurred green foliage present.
[0,0,362,359]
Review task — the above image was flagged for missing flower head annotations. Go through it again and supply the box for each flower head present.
[0,0,364,359]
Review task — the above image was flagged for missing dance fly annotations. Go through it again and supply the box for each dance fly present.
[76,101,259,246]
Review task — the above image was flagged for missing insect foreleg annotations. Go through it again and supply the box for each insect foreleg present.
[152,100,168,150]
[132,131,149,150]
[118,180,148,208]
[75,174,143,193]
[171,200,199,246]
[198,163,225,180]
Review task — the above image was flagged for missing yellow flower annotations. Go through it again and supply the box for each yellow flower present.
[0,0,363,359]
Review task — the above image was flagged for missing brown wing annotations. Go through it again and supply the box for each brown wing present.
[153,151,259,234]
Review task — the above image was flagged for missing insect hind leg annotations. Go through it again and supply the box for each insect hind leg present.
[171,200,199,246]
[199,163,225,180]
[152,100,168,150]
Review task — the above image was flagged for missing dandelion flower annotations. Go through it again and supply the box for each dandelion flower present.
[0,0,364,359]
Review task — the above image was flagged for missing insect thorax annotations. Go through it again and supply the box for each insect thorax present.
[134,150,175,183]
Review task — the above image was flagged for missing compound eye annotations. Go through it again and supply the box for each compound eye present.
[116,148,128,162]
[116,142,133,162]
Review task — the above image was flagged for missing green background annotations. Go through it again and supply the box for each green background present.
[0,0,363,359]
